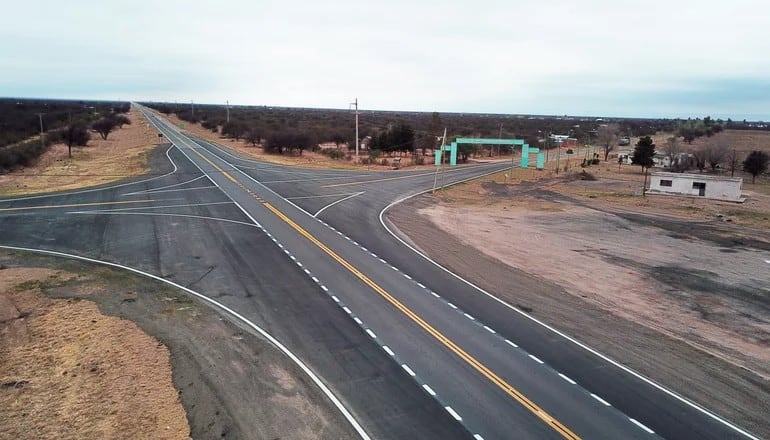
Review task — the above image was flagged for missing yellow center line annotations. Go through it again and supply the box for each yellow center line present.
[0,199,155,212]
[261,201,581,440]
[182,136,577,437]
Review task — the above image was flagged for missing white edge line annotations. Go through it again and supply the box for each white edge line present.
[67,211,260,228]
[0,244,371,440]
[0,144,179,203]
[629,418,655,434]
[313,191,365,217]
[376,170,761,440]
[445,406,462,421]
[591,393,611,406]
[123,174,207,195]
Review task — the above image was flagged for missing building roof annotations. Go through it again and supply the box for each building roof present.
[651,172,743,183]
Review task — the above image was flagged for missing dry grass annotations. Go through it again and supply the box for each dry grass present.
[0,267,189,439]
[0,107,159,197]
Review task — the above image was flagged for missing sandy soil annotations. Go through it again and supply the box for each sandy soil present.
[0,106,159,196]
[389,171,770,437]
[0,267,190,439]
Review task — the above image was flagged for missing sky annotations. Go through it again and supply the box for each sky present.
[1,0,769,120]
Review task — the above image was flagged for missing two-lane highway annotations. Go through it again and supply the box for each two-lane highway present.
[0,104,760,439]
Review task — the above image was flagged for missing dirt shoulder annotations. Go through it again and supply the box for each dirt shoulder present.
[388,176,770,438]
[0,106,159,197]
[0,250,355,439]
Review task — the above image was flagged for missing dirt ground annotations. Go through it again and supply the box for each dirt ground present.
[0,250,355,440]
[388,166,770,437]
[0,266,189,439]
[0,106,159,197]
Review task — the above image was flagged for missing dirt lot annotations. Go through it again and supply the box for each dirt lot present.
[388,161,770,437]
[0,250,355,439]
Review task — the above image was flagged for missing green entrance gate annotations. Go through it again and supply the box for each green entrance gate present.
[435,138,544,169]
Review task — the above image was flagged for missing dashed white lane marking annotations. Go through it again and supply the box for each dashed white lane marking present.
[277,243,283,248]
[422,384,437,396]
[312,276,319,283]
[401,364,416,377]
[445,406,463,421]
[370,252,378,257]
[379,258,387,263]
[629,418,655,434]
[463,312,475,320]
[343,307,352,314]
[361,246,368,252]
[283,249,290,254]
[296,261,303,267]
[417,282,426,289]
[430,291,440,298]
[403,274,412,279]
[390,266,399,271]
[529,354,544,364]
[505,339,518,348]
[765,259,770,264]
[331,295,339,302]
[591,393,611,406]
[303,268,310,274]
[483,325,496,334]
[473,435,485,440]
[290,255,296,261]
[321,285,329,292]
[447,302,458,309]
[345,236,351,241]
[354,317,363,325]
[366,329,377,339]
[559,373,577,385]
[383,346,395,356]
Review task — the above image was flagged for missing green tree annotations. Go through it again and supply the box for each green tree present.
[743,151,769,183]
[245,128,260,147]
[632,135,656,196]
[632,136,656,171]
[222,121,246,141]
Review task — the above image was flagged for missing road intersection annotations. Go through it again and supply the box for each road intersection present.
[0,107,758,440]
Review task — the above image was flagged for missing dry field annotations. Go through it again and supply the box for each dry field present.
[0,267,189,439]
[0,106,159,197]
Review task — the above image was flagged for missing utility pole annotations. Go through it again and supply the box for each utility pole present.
[496,123,503,157]
[350,98,359,163]
[226,100,230,123]
[36,113,45,150]
[432,128,447,193]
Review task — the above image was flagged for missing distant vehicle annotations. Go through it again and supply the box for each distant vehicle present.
[618,136,631,146]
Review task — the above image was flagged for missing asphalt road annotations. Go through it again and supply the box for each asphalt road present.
[0,106,760,440]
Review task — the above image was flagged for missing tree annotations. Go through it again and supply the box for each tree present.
[704,137,729,171]
[111,114,131,128]
[596,123,619,161]
[632,136,656,195]
[222,121,246,141]
[92,118,118,140]
[425,112,442,156]
[662,136,683,170]
[691,148,707,172]
[63,123,90,157]
[330,133,345,150]
[726,149,740,177]
[743,151,769,183]
[245,129,260,147]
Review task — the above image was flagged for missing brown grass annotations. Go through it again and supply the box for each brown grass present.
[0,267,189,439]
[0,107,159,197]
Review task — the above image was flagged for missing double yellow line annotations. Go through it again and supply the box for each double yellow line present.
[187,138,580,439]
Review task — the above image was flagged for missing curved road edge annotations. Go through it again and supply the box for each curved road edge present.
[0,244,372,440]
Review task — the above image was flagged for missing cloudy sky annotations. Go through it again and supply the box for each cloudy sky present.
[1,0,768,119]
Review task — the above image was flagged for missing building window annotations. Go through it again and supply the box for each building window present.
[660,180,673,187]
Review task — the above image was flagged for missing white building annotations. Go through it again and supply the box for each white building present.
[647,172,744,202]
